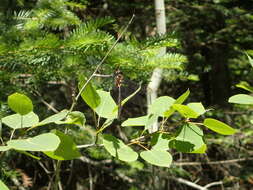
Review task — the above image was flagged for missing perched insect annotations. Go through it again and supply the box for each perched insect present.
[114,68,124,119]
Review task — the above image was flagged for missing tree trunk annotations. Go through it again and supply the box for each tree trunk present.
[147,0,166,133]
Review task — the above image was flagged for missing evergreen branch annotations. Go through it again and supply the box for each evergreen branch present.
[70,14,135,112]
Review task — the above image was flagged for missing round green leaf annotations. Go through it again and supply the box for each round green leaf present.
[229,94,253,105]
[203,118,237,135]
[2,112,39,129]
[140,149,172,167]
[8,93,33,115]
[7,133,60,151]
[103,134,138,162]
[44,130,81,160]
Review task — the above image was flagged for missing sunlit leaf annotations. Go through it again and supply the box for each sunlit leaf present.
[44,130,81,160]
[103,134,138,162]
[0,180,9,190]
[95,90,117,119]
[0,146,10,151]
[187,102,206,115]
[229,94,253,105]
[7,133,60,151]
[140,149,172,167]
[34,110,68,127]
[149,96,175,116]
[8,93,33,115]
[203,118,237,135]
[172,104,199,118]
[164,89,190,117]
[2,112,39,129]
[236,81,253,93]
[56,111,85,127]
[170,124,206,153]
[121,116,148,127]
[78,75,100,109]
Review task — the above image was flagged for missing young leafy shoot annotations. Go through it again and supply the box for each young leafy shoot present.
[172,104,199,119]
[164,89,190,117]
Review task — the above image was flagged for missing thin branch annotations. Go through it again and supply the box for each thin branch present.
[171,177,205,190]
[174,157,253,166]
[171,177,222,190]
[204,181,223,189]
[77,143,103,149]
[93,73,113,78]
[33,91,59,113]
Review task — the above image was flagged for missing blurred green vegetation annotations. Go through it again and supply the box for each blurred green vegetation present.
[0,0,253,189]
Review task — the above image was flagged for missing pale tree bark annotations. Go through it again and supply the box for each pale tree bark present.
[147,0,166,133]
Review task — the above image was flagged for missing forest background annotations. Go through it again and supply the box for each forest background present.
[0,0,253,190]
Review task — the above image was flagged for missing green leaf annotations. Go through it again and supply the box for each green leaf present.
[8,93,33,115]
[236,81,253,93]
[187,102,206,115]
[229,94,253,105]
[164,89,190,117]
[78,76,100,109]
[56,111,85,127]
[121,85,142,107]
[140,149,172,167]
[176,89,190,104]
[95,90,117,119]
[170,124,206,153]
[121,116,148,127]
[203,118,236,135]
[17,150,41,160]
[2,112,39,129]
[0,146,10,151]
[172,104,199,118]
[246,53,253,67]
[112,85,142,113]
[103,134,138,162]
[0,180,9,190]
[151,133,170,151]
[7,133,60,151]
[44,130,81,160]
[34,110,68,127]
[149,96,175,116]
[145,114,159,130]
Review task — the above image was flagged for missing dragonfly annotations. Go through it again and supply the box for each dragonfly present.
[114,68,124,120]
